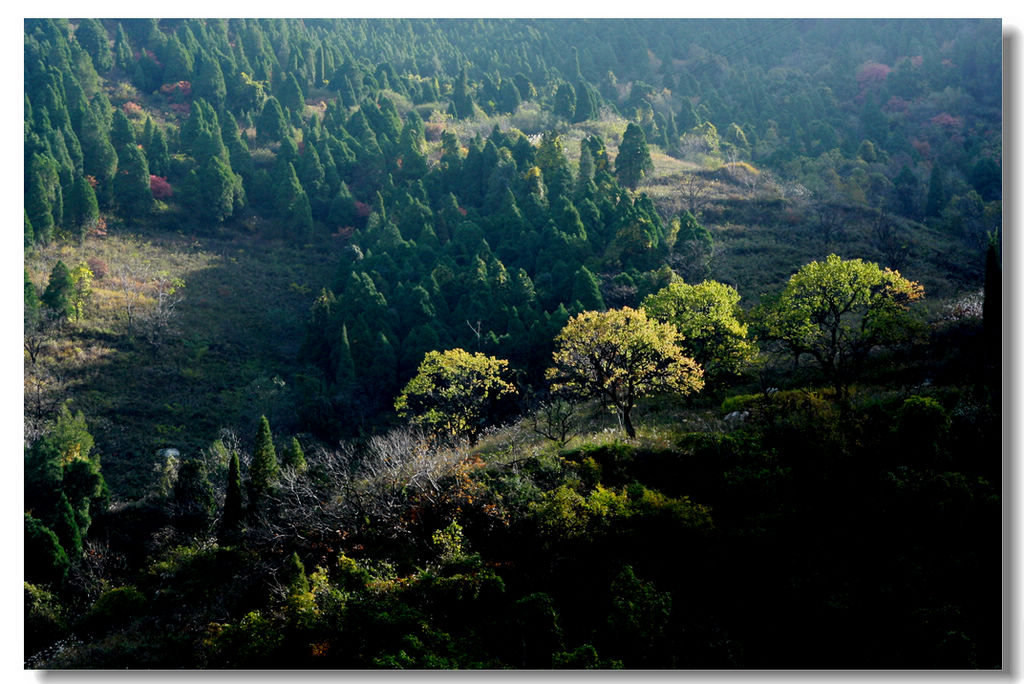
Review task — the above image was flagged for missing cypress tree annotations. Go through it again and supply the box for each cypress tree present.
[248,416,279,508]
[113,23,133,72]
[257,96,288,142]
[75,19,112,72]
[282,437,307,472]
[219,451,243,542]
[113,143,152,215]
[571,266,605,312]
[173,457,216,532]
[195,52,227,110]
[52,492,83,560]
[925,162,945,218]
[42,260,75,320]
[145,123,170,177]
[25,210,35,247]
[25,514,70,587]
[109,109,136,153]
[615,123,654,190]
[66,174,100,240]
[282,551,309,596]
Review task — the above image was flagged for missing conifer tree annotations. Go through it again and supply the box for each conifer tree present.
[113,23,133,72]
[571,266,605,312]
[75,19,112,72]
[282,437,307,472]
[219,451,243,542]
[615,123,654,190]
[53,492,82,560]
[195,52,227,110]
[114,142,152,214]
[173,456,216,532]
[248,416,279,508]
[925,162,945,218]
[42,260,75,321]
[257,96,288,142]
[65,175,100,240]
[109,109,136,153]
[283,551,309,596]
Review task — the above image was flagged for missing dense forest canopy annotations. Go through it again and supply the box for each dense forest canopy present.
[24,18,1001,670]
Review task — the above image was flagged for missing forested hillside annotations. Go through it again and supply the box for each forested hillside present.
[24,18,1001,670]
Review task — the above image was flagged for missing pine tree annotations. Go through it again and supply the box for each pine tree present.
[219,451,243,542]
[248,416,279,509]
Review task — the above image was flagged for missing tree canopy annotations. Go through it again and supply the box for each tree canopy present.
[395,348,517,443]
[547,308,703,437]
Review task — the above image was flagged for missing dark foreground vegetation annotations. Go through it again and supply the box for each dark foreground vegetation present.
[25,18,1001,669]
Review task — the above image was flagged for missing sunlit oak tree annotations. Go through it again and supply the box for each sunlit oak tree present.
[547,308,703,438]
[762,254,924,398]
[395,348,517,444]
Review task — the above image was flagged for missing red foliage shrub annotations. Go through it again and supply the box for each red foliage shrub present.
[911,139,931,158]
[910,55,924,67]
[123,101,144,119]
[87,257,109,280]
[150,175,173,199]
[85,175,98,188]
[159,81,192,97]
[856,61,891,85]
[884,96,909,113]
[354,201,372,218]
[930,112,961,128]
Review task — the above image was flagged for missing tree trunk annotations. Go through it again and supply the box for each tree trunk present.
[622,408,636,438]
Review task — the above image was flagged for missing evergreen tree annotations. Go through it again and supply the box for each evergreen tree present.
[247,416,279,509]
[109,109,136,153]
[925,162,945,218]
[257,96,289,142]
[615,123,654,190]
[65,175,100,240]
[571,266,605,311]
[554,82,577,120]
[145,122,170,177]
[281,437,307,472]
[113,143,152,214]
[283,551,309,596]
[52,492,82,560]
[113,22,133,72]
[279,72,305,115]
[75,19,112,72]
[42,260,75,320]
[173,456,216,532]
[195,52,227,110]
[25,514,70,588]
[219,451,244,542]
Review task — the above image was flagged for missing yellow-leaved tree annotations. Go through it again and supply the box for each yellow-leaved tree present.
[761,254,924,398]
[547,308,704,438]
[395,348,517,444]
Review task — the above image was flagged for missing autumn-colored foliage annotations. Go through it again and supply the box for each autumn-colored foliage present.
[150,175,173,199]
